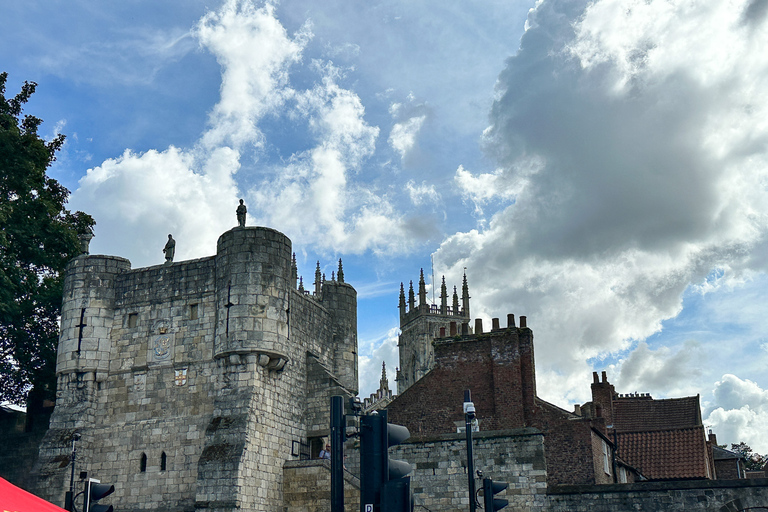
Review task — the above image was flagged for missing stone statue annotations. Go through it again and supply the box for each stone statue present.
[163,234,176,263]
[236,199,247,228]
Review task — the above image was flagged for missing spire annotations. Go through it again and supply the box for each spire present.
[298,276,305,293]
[399,282,406,318]
[291,253,298,288]
[453,285,460,316]
[440,276,448,315]
[332,270,335,281]
[408,280,415,310]
[380,361,389,392]
[337,259,344,283]
[322,272,326,284]
[314,261,322,296]
[418,268,427,308]
[462,270,470,318]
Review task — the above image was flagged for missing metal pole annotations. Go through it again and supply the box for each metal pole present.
[330,396,345,512]
[464,390,476,512]
[66,433,80,511]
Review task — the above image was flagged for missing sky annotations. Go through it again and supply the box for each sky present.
[3,0,768,453]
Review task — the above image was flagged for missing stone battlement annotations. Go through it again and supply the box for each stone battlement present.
[32,226,358,512]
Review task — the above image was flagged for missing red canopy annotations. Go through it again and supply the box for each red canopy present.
[0,477,68,512]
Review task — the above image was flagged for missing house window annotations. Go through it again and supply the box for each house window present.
[190,304,199,320]
[602,440,611,475]
[619,466,627,483]
[161,451,167,471]
[128,313,138,328]
[140,452,147,472]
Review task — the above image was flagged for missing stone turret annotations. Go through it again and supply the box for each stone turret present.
[214,227,291,368]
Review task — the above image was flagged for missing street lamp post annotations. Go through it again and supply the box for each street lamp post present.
[464,390,476,512]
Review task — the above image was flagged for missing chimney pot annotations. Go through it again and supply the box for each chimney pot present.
[520,316,527,328]
[601,371,607,383]
[573,404,582,416]
[492,318,500,330]
[475,318,483,334]
[507,314,516,328]
[461,322,469,335]
[593,372,599,383]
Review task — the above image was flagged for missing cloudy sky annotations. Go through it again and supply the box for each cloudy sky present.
[4,0,768,453]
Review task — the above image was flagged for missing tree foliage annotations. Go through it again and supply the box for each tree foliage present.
[729,442,768,472]
[0,72,95,406]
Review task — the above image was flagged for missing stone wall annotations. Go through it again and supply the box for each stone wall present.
[29,227,358,512]
[388,429,548,512]
[283,459,360,512]
[548,479,768,512]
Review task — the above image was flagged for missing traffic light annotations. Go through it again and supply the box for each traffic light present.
[482,477,508,511]
[84,479,114,512]
[360,409,413,512]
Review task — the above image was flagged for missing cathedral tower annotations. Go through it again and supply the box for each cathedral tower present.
[396,269,471,394]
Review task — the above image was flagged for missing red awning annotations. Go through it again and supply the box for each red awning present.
[0,477,68,512]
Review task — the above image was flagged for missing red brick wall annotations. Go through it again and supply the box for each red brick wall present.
[386,327,606,485]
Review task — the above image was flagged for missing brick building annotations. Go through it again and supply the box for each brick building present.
[387,314,637,487]
[581,372,717,481]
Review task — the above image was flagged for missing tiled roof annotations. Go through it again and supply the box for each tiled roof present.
[612,396,701,432]
[615,427,710,480]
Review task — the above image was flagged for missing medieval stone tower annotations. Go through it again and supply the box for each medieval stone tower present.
[396,269,470,394]
[31,226,358,512]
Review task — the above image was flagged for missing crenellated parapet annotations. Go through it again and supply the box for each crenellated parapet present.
[33,224,359,511]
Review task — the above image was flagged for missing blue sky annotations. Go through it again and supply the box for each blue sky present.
[4,0,768,453]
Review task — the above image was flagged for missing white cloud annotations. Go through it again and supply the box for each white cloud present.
[406,180,440,206]
[705,375,768,454]
[389,114,426,160]
[196,0,310,149]
[434,0,768,421]
[71,0,425,265]
[71,146,239,267]
[612,340,706,398]
[249,62,420,255]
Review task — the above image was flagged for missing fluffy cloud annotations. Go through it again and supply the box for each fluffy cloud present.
[389,115,426,160]
[71,0,422,264]
[248,62,418,254]
[406,180,440,206]
[437,0,768,410]
[196,0,309,149]
[71,146,240,267]
[705,375,768,454]
[611,340,706,398]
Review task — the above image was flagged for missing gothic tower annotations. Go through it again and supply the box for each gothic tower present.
[396,269,471,394]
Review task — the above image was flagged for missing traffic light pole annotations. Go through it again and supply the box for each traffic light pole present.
[464,390,476,512]
[330,396,345,512]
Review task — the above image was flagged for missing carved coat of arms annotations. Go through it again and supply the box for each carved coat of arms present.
[153,335,171,360]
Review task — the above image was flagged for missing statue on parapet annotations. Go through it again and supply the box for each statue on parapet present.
[163,234,176,263]
[236,199,247,228]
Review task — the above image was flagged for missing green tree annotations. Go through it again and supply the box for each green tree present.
[0,72,95,407]
[729,442,768,472]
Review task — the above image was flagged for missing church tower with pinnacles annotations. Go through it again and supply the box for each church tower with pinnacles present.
[396,269,470,394]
